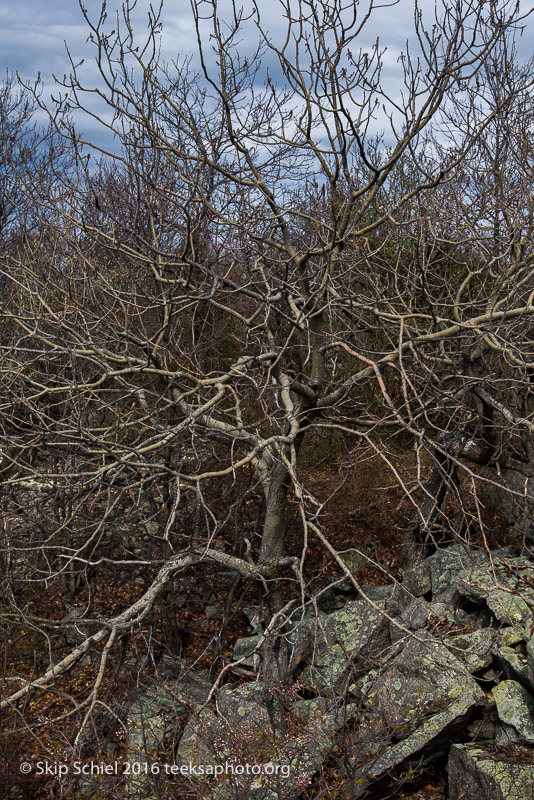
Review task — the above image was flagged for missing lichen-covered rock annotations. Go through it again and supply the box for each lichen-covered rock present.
[338,548,366,574]
[493,680,534,744]
[177,686,350,800]
[447,628,497,673]
[466,715,496,741]
[175,707,220,770]
[233,607,321,669]
[232,634,261,669]
[348,634,487,798]
[110,545,534,799]
[300,598,390,694]
[177,682,275,769]
[493,645,531,688]
[494,721,522,746]
[402,559,432,597]
[449,743,534,800]
[357,584,395,604]
[499,627,525,648]
[427,545,490,606]
[122,659,212,799]
[400,597,432,631]
[385,583,412,617]
[457,556,534,630]
[398,598,470,634]
[290,696,331,725]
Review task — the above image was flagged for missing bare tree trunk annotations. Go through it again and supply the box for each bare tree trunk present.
[258,460,292,684]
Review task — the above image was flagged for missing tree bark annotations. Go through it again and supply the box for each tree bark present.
[258,460,292,684]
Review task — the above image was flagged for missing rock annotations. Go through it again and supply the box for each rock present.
[357,584,395,604]
[266,699,359,800]
[427,545,489,606]
[389,598,473,646]
[449,743,534,800]
[157,656,212,698]
[389,616,408,645]
[466,716,496,741]
[480,667,502,683]
[175,708,220,770]
[338,548,366,574]
[291,696,331,724]
[402,598,468,631]
[144,518,160,536]
[500,627,525,648]
[300,598,391,695]
[269,716,339,798]
[233,607,321,670]
[494,722,522,746]
[492,680,534,745]
[427,601,452,619]
[457,556,534,630]
[348,634,487,798]
[527,635,534,688]
[104,544,534,799]
[243,606,262,630]
[176,682,275,773]
[233,634,261,669]
[60,606,90,648]
[177,684,347,800]
[493,646,531,689]
[402,559,432,597]
[400,597,432,630]
[205,602,224,620]
[447,629,497,674]
[474,606,499,630]
[450,627,533,684]
[291,696,358,728]
[121,661,211,799]
[314,579,349,607]
[217,682,272,720]
[385,583,413,617]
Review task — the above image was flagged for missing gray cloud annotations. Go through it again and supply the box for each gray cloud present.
[7,0,531,84]
[2,0,533,151]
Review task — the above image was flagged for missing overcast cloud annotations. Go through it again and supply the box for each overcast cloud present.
[2,0,533,149]
[4,0,533,82]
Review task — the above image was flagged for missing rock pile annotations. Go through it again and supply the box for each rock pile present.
[114,544,534,799]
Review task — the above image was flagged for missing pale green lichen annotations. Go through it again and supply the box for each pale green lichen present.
[449,744,534,800]
[493,680,534,744]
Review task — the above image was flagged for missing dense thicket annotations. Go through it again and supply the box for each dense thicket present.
[1,0,534,777]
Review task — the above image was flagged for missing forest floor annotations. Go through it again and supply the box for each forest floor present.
[1,445,518,800]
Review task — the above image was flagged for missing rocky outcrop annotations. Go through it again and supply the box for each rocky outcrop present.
[457,556,534,631]
[108,544,534,800]
[122,657,212,799]
[176,684,355,799]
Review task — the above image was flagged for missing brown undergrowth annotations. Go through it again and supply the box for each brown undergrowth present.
[0,445,520,800]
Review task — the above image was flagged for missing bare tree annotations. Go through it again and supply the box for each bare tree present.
[1,0,532,751]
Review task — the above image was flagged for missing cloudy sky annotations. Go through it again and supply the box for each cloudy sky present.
[1,0,533,149]
[4,0,533,82]
[2,0,411,82]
